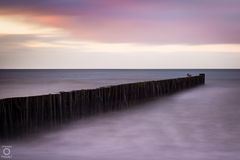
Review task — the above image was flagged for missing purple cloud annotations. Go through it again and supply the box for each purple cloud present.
[0,0,240,43]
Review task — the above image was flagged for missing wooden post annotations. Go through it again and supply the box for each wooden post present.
[0,74,205,139]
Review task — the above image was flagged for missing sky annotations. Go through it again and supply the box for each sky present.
[0,0,240,69]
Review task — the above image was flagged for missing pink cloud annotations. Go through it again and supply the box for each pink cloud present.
[0,0,240,44]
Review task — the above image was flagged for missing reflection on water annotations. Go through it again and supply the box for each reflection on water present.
[6,79,240,160]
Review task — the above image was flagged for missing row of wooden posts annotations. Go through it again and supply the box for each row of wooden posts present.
[0,74,205,139]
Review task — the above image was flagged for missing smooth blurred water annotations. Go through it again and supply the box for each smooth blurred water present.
[1,70,240,160]
[0,69,239,99]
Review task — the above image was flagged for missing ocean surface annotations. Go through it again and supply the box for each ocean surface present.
[0,69,239,99]
[1,69,240,160]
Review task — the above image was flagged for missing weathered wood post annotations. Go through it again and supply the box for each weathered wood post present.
[0,74,205,139]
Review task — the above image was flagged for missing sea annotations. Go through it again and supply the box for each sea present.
[0,69,240,160]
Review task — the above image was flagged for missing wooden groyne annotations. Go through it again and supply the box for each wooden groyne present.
[0,74,205,139]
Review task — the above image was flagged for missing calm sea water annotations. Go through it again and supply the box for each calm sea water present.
[1,69,240,160]
[0,69,239,99]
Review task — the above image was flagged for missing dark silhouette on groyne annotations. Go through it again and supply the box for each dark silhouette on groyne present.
[0,74,205,139]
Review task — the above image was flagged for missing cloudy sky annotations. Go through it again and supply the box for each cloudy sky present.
[0,0,240,68]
